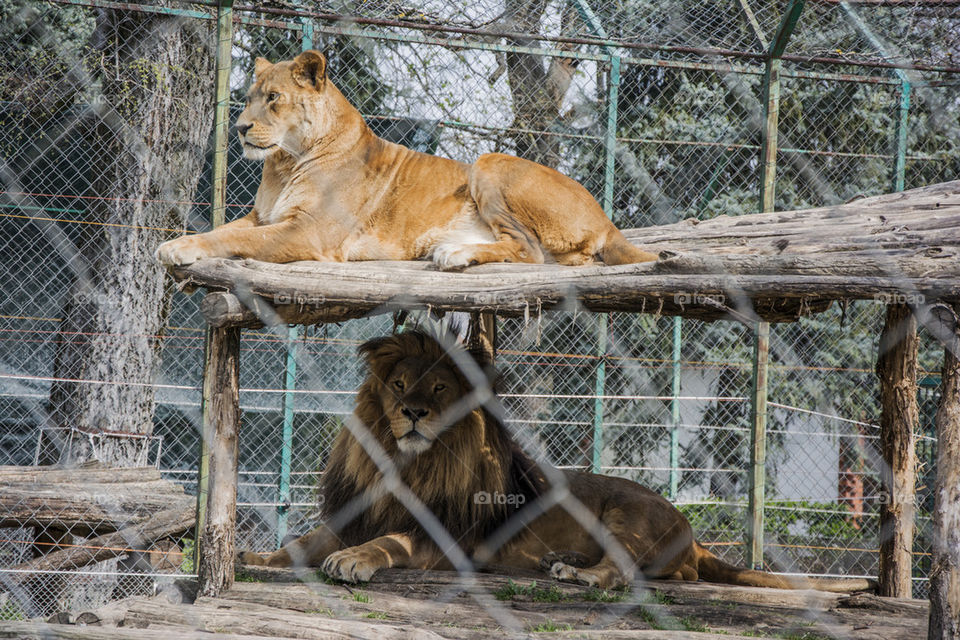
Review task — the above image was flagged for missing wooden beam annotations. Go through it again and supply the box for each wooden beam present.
[197,325,241,598]
[876,303,918,598]
[928,303,960,639]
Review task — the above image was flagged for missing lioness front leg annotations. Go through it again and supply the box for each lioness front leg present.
[240,523,341,568]
[321,533,434,583]
[156,217,325,266]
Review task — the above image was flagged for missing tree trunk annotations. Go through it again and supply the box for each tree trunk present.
[876,303,918,598]
[47,5,215,466]
[503,0,577,168]
[928,303,960,639]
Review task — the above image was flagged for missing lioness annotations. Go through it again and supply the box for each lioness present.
[241,331,873,593]
[155,50,657,270]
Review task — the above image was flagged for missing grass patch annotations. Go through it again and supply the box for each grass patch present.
[305,607,334,617]
[582,588,627,603]
[351,591,371,603]
[364,611,388,620]
[234,570,259,583]
[529,621,574,632]
[679,616,711,632]
[779,632,832,640]
[494,580,566,603]
[650,589,675,605]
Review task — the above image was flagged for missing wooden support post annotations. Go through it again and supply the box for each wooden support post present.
[198,326,241,598]
[876,303,918,598]
[928,303,960,639]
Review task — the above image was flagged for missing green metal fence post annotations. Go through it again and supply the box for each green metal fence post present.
[197,0,234,574]
[669,316,682,499]
[277,325,299,547]
[748,321,770,570]
[749,0,804,571]
[575,0,618,474]
[275,14,314,549]
[892,78,911,193]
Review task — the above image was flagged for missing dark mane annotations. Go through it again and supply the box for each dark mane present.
[320,330,546,552]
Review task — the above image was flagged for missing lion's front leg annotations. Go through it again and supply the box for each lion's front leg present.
[239,523,342,569]
[321,533,429,583]
[156,216,326,266]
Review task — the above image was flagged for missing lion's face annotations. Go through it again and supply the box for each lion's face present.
[356,332,476,456]
[235,50,333,160]
[378,355,465,454]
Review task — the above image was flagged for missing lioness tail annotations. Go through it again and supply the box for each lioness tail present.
[601,232,658,265]
[694,543,875,593]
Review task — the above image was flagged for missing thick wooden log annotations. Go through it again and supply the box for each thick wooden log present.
[876,304,919,598]
[164,180,960,327]
[0,466,192,532]
[928,303,960,639]
[197,326,241,598]
[8,506,193,576]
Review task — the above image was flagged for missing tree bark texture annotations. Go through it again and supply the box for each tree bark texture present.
[876,303,918,599]
[48,5,214,465]
[197,325,241,598]
[503,0,577,167]
[928,303,960,639]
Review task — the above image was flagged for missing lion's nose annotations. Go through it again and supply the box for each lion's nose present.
[401,407,428,423]
[236,123,252,136]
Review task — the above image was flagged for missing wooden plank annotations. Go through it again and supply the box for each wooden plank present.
[876,303,918,598]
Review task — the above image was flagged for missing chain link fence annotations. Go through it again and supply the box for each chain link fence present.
[1,0,957,621]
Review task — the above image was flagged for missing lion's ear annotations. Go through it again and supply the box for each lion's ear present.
[292,49,327,91]
[254,57,272,77]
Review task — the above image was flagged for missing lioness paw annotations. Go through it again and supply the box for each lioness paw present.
[321,548,379,583]
[431,244,477,271]
[155,237,210,266]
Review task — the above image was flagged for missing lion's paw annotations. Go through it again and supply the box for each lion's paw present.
[549,561,601,587]
[321,547,380,583]
[431,244,477,271]
[237,550,266,566]
[155,237,209,266]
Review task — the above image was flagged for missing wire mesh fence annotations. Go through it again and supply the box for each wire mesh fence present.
[1,0,957,624]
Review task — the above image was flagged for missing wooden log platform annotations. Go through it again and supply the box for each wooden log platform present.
[165,180,960,327]
[0,568,930,639]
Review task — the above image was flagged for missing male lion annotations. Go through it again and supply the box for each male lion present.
[241,331,873,594]
[155,50,657,270]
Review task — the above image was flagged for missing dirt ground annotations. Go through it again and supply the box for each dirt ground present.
[0,565,929,639]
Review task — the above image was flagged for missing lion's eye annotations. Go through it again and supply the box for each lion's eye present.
[268,92,279,102]
[393,379,404,391]
[434,383,446,393]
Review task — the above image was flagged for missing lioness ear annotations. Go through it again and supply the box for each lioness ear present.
[292,49,327,90]
[254,57,272,77]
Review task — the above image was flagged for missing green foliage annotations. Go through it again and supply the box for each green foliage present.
[365,611,388,619]
[180,538,195,574]
[350,590,371,603]
[0,599,26,621]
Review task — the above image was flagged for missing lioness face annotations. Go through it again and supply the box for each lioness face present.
[235,50,332,160]
[379,356,465,455]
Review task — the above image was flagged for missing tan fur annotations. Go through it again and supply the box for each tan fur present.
[240,332,874,594]
[155,50,658,270]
